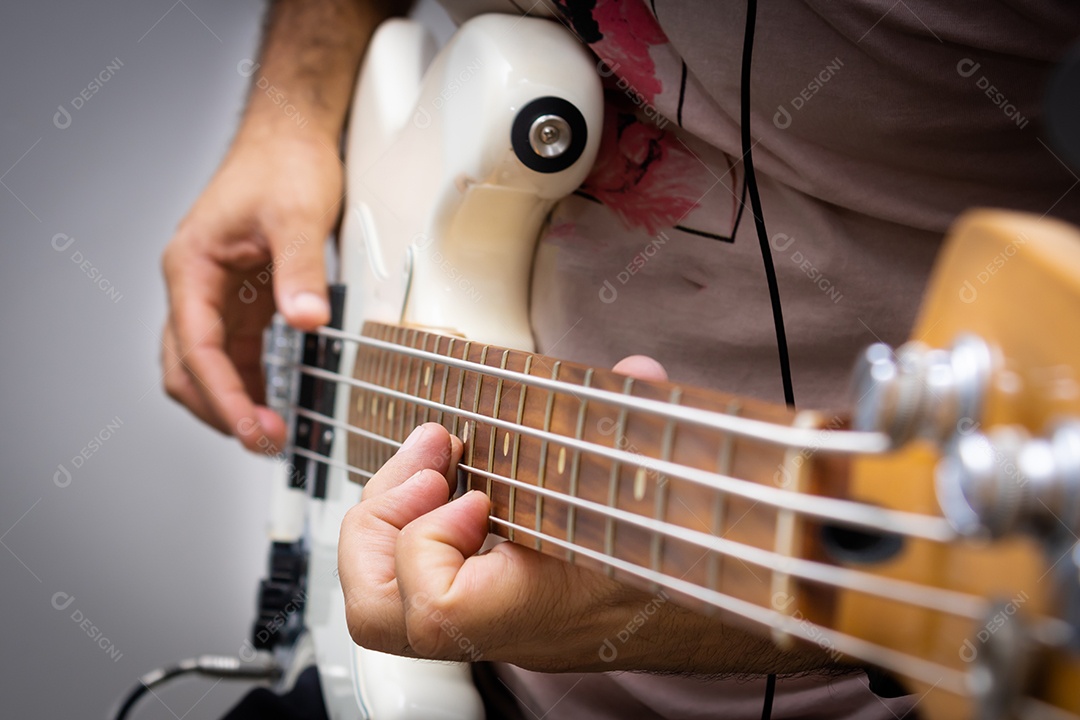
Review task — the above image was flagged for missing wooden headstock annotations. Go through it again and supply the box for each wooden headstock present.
[841,210,1080,719]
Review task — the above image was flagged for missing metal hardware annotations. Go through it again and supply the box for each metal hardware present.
[851,334,993,447]
[528,114,571,158]
[263,315,303,450]
[286,285,347,499]
[965,600,1030,720]
[936,421,1080,539]
[510,96,588,173]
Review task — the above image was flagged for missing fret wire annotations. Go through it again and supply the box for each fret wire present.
[397,327,415,442]
[466,346,489,496]
[355,329,370,475]
[295,364,957,542]
[372,327,392,468]
[408,329,423,437]
[771,412,819,648]
[389,325,406,442]
[464,463,987,620]
[437,337,454,426]
[567,368,593,563]
[509,352,527,544]
[315,327,889,455]
[708,400,741,593]
[484,513,970,697]
[367,330,383,468]
[380,328,397,468]
[605,377,635,578]
[650,388,681,589]
[423,332,437,425]
[534,361,560,552]
[487,352,508,500]
[451,341,472,438]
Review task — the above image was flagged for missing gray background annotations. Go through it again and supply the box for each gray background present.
[0,1,398,717]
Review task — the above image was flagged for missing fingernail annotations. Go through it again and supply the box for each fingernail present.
[289,292,329,320]
[399,424,429,452]
[404,469,427,485]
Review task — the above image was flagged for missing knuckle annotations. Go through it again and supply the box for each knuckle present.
[343,587,401,654]
[341,503,373,535]
[161,369,185,403]
[344,596,377,649]
[403,595,452,658]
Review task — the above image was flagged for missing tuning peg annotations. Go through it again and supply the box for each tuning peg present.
[935,421,1080,540]
[851,334,993,448]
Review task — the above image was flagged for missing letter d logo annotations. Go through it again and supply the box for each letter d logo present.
[598,280,618,304]
[413,106,431,129]
[956,58,981,78]
[773,105,792,129]
[54,105,72,130]
[52,592,75,611]
[54,464,72,488]
[238,280,258,304]
[959,280,978,304]
[51,233,75,252]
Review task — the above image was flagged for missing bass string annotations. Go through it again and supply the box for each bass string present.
[311,326,889,455]
[288,405,986,619]
[485,514,970,698]
[283,433,974,697]
[289,415,1077,710]
[292,362,956,543]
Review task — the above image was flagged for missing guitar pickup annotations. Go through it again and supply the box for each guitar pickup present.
[262,285,346,499]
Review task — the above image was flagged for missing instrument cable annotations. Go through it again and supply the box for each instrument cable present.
[111,654,282,720]
[739,0,795,411]
[738,0,787,715]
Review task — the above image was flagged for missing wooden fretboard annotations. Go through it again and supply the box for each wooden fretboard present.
[345,322,843,626]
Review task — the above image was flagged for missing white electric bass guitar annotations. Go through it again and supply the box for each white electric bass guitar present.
[251,12,1080,720]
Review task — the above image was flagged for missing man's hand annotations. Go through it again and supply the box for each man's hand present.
[160,0,405,452]
[161,131,341,452]
[339,357,834,674]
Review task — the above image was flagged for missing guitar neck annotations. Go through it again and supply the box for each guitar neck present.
[339,321,851,631]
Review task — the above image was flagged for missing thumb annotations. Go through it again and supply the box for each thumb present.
[269,225,330,331]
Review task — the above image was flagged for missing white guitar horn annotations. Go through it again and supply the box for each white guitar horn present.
[303,12,603,719]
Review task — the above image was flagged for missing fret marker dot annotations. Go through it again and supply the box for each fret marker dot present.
[356,396,365,414]
[502,432,510,457]
[423,366,431,387]
[557,447,566,474]
[634,467,647,501]
[372,398,379,416]
[387,402,394,421]
[461,421,470,445]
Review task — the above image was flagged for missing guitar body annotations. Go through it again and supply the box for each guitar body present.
[265,11,1080,720]
[300,14,602,719]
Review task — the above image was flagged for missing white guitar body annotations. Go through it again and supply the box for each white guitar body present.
[275,14,603,719]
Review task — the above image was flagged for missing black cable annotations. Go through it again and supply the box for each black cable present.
[114,664,193,720]
[739,0,786,712]
[112,655,282,720]
[761,671,777,720]
[740,0,795,409]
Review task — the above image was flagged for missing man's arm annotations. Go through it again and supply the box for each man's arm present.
[161,0,408,452]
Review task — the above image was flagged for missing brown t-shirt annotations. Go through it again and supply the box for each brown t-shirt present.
[437,0,1080,717]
